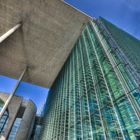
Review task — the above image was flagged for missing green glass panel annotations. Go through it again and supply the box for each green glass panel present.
[40,19,140,140]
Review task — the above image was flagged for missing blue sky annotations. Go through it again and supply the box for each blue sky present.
[0,75,49,115]
[65,0,140,40]
[0,0,140,115]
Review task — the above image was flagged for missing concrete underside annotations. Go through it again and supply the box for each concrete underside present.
[0,0,89,87]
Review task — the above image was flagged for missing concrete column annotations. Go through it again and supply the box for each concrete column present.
[0,93,22,140]
[15,100,37,140]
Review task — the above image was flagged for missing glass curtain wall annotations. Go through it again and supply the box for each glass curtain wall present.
[0,99,8,136]
[8,118,22,140]
[40,19,140,140]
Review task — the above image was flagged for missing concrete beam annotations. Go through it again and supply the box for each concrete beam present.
[0,0,90,88]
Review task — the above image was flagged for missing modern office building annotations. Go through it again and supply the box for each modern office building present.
[0,93,36,140]
[0,0,89,139]
[40,18,140,140]
[0,0,140,140]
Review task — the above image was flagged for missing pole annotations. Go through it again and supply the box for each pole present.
[0,23,21,43]
[0,67,27,119]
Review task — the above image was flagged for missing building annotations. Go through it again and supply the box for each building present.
[31,115,43,140]
[0,0,89,88]
[0,0,140,140]
[0,0,89,139]
[0,93,36,140]
[40,18,140,140]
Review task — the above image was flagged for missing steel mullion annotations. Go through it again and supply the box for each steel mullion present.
[82,29,107,140]
[72,49,76,140]
[91,21,140,122]
[68,54,72,140]
[87,25,126,140]
[79,39,94,140]
[76,45,84,140]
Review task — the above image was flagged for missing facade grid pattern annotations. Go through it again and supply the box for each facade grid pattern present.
[40,19,140,140]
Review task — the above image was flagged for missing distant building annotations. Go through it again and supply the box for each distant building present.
[0,93,36,140]
[31,115,43,140]
[40,18,140,140]
[0,0,140,140]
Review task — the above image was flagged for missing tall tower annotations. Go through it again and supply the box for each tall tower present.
[0,0,89,139]
[41,18,140,140]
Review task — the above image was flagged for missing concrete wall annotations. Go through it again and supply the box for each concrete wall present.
[15,100,37,140]
[0,0,90,88]
[0,93,37,140]
[0,93,22,140]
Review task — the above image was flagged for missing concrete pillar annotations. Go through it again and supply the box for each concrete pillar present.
[0,93,22,140]
[15,100,37,140]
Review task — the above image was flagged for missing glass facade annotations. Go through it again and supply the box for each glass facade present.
[0,99,8,136]
[40,19,140,140]
[8,118,21,140]
[32,124,42,140]
[99,17,140,74]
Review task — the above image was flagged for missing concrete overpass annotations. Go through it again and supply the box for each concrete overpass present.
[0,0,90,88]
